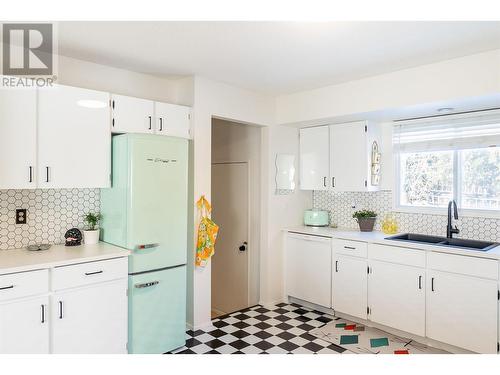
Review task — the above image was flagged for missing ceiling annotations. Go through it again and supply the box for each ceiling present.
[57,21,500,95]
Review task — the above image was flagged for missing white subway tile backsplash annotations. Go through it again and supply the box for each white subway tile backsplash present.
[313,190,500,242]
[0,189,100,250]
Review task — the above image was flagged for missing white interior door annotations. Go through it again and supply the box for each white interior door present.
[0,296,49,354]
[330,122,367,191]
[211,162,249,315]
[0,87,37,189]
[368,260,425,336]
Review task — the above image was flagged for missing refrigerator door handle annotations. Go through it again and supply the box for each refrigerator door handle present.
[134,281,160,289]
[135,243,160,251]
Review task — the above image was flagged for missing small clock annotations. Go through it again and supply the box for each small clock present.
[65,228,82,247]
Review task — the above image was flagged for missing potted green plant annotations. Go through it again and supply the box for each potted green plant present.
[83,212,101,245]
[352,210,377,232]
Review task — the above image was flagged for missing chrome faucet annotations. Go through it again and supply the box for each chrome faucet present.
[447,200,460,239]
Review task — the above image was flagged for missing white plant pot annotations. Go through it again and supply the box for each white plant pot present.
[83,229,100,245]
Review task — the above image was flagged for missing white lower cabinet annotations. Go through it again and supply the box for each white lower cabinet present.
[332,254,367,319]
[0,296,49,354]
[426,270,498,353]
[368,260,425,336]
[285,233,331,307]
[51,279,128,354]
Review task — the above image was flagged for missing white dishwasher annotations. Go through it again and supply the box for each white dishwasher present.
[285,232,332,308]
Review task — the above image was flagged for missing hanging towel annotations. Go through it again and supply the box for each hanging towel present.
[196,195,219,267]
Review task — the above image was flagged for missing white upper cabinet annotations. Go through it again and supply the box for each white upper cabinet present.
[0,87,37,189]
[155,102,191,139]
[111,94,155,134]
[299,121,380,191]
[299,126,330,190]
[38,85,111,188]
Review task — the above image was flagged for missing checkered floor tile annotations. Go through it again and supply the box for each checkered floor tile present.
[171,303,345,354]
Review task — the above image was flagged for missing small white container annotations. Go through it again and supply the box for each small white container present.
[83,229,100,245]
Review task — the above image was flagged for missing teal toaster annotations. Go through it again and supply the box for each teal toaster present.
[303,209,329,227]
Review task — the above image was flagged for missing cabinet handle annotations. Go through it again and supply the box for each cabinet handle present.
[112,100,115,109]
[0,285,14,291]
[418,275,422,290]
[29,166,33,183]
[45,167,50,183]
[159,118,163,131]
[335,260,338,272]
[323,177,327,187]
[58,301,63,319]
[41,304,46,323]
[332,177,335,188]
[148,116,152,130]
[344,246,356,250]
[84,270,103,276]
[112,118,115,127]
[431,277,435,292]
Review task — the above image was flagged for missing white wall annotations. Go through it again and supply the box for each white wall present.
[211,119,262,307]
[276,49,500,126]
[188,76,279,329]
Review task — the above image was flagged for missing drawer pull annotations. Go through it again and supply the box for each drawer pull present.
[58,301,64,319]
[344,246,356,250]
[134,281,160,289]
[0,285,14,291]
[41,304,46,323]
[135,243,159,250]
[85,270,103,276]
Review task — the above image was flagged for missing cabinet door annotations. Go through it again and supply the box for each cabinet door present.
[285,233,331,307]
[299,126,330,190]
[111,94,154,134]
[332,254,367,319]
[0,87,37,189]
[51,279,127,354]
[426,271,498,353]
[38,85,111,188]
[330,122,367,191]
[0,296,49,353]
[368,260,425,336]
[155,102,191,139]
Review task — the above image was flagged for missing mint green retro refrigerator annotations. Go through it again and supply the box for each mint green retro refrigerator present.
[101,134,188,354]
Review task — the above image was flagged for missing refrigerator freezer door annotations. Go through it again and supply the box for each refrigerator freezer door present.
[127,135,188,273]
[128,266,187,354]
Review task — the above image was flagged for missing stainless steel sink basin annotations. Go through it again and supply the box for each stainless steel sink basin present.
[386,233,498,251]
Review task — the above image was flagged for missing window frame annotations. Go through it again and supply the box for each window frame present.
[393,146,500,218]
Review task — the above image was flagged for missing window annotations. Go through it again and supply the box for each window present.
[394,110,500,214]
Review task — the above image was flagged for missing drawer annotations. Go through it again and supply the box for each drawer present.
[51,257,128,291]
[333,239,367,258]
[427,251,498,280]
[368,243,426,268]
[0,269,49,302]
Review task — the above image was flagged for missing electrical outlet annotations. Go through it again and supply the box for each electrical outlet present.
[16,209,27,224]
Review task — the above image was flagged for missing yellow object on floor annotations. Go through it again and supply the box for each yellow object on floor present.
[196,195,219,267]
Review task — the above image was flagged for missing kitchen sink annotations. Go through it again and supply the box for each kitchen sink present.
[386,233,498,251]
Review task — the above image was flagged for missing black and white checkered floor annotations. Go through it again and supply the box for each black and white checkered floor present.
[171,303,346,354]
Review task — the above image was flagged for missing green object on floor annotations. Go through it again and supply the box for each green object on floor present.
[340,335,359,345]
[370,338,389,348]
[335,323,346,328]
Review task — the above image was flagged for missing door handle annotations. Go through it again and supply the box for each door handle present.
[239,241,248,252]
[431,277,435,292]
[148,116,152,130]
[135,243,159,251]
[332,177,335,188]
[41,304,46,323]
[29,166,33,183]
[58,301,64,319]
[45,166,50,183]
[134,281,160,289]
[418,275,422,290]
[159,118,163,131]
[335,260,338,272]
[323,177,327,187]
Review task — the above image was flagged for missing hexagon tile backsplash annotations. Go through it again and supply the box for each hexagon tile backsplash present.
[313,190,500,242]
[0,189,100,250]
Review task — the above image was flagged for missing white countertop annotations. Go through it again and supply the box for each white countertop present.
[285,226,500,260]
[0,242,130,275]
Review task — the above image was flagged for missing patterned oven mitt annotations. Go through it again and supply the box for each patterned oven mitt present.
[196,195,219,267]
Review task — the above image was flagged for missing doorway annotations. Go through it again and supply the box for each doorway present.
[211,118,261,318]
